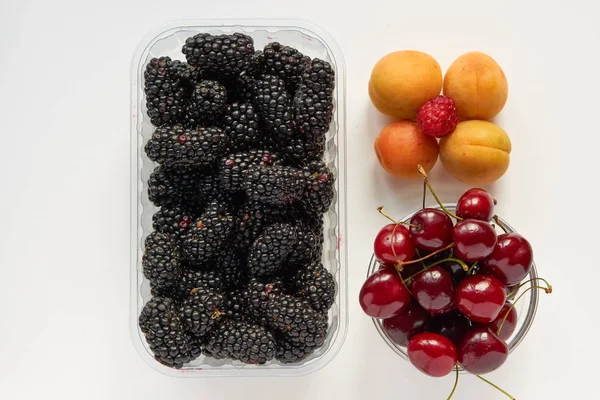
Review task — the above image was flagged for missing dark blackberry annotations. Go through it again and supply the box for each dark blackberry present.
[301,160,335,214]
[287,223,320,266]
[231,201,271,252]
[243,278,285,320]
[152,268,224,302]
[265,294,328,348]
[144,125,229,169]
[247,223,298,278]
[175,62,202,88]
[221,102,261,151]
[211,245,247,290]
[180,286,227,336]
[220,149,279,193]
[181,33,255,78]
[184,80,227,127]
[292,263,335,313]
[252,75,295,140]
[262,42,311,90]
[203,319,276,364]
[242,164,305,206]
[275,333,314,364]
[138,296,201,368]
[195,170,225,204]
[143,57,187,127]
[142,232,183,290]
[223,289,249,321]
[152,204,196,239]
[293,58,335,137]
[277,134,325,166]
[181,200,235,266]
[147,165,200,208]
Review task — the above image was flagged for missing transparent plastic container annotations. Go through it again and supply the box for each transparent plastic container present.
[367,204,539,372]
[129,19,347,377]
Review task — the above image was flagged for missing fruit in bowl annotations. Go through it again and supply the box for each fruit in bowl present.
[360,166,552,398]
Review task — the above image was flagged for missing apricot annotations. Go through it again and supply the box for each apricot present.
[439,120,511,185]
[443,51,508,120]
[369,51,442,120]
[374,121,439,180]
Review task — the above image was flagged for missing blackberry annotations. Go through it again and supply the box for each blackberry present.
[152,204,196,239]
[143,57,187,127]
[242,164,305,206]
[301,160,335,213]
[152,268,224,302]
[221,102,261,151]
[142,232,183,290]
[247,223,298,278]
[203,319,276,364]
[262,42,311,90]
[243,278,285,320]
[252,75,295,140]
[147,165,200,208]
[220,149,279,193]
[277,134,325,166]
[223,289,249,321]
[231,201,272,252]
[175,62,202,89]
[287,223,320,266]
[138,296,201,368]
[292,263,335,313]
[265,294,328,348]
[181,33,255,78]
[180,286,227,336]
[184,80,227,127]
[144,125,229,169]
[181,200,234,266]
[195,170,225,204]
[293,58,335,137]
[275,333,314,364]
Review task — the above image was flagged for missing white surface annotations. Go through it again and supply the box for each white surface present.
[0,0,598,398]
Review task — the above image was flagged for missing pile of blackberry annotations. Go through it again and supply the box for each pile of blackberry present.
[139,32,336,369]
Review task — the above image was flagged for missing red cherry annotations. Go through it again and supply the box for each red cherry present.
[440,260,467,285]
[411,266,456,315]
[408,333,457,377]
[480,233,533,285]
[399,263,426,291]
[486,302,517,341]
[359,265,411,319]
[374,224,415,264]
[456,188,495,221]
[458,326,508,374]
[456,274,507,323]
[383,302,430,346]
[409,208,453,252]
[452,220,497,262]
[425,311,471,346]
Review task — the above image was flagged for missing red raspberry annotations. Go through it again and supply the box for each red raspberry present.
[416,95,459,138]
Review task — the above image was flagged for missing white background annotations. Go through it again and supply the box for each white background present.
[1,0,598,398]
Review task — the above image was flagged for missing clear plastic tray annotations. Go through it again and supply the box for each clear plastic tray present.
[129,19,347,377]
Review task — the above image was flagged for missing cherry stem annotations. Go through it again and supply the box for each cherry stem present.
[509,277,553,297]
[493,215,509,233]
[398,242,456,267]
[466,261,478,275]
[497,284,552,336]
[402,257,468,283]
[447,364,459,400]
[422,180,427,209]
[476,375,515,400]
[417,165,463,221]
[377,206,419,228]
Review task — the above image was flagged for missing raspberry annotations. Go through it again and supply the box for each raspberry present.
[416,95,459,138]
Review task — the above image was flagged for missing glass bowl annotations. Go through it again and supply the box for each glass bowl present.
[367,204,539,371]
[130,19,347,377]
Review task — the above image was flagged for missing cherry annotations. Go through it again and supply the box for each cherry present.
[425,311,471,346]
[418,248,454,264]
[412,265,456,315]
[505,284,519,301]
[487,302,517,341]
[456,188,495,221]
[383,302,430,346]
[374,223,415,264]
[409,208,454,252]
[408,333,457,378]
[480,233,533,286]
[440,260,467,285]
[456,274,506,323]
[452,219,497,262]
[399,263,426,290]
[359,265,411,319]
[458,326,508,374]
